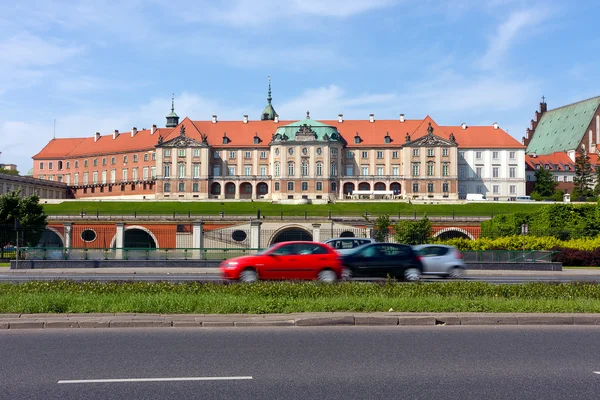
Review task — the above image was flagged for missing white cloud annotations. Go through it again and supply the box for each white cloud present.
[479,9,550,70]
[166,0,397,26]
[277,85,396,119]
[0,34,83,94]
[1,92,250,170]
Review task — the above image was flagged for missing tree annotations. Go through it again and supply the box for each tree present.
[373,214,391,242]
[394,216,432,245]
[594,163,600,195]
[533,165,557,197]
[573,151,594,200]
[0,190,47,247]
[0,167,19,176]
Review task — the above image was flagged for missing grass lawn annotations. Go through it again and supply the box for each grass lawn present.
[2,281,600,314]
[43,201,544,217]
[0,263,8,267]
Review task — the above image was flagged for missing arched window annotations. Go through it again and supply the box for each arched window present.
[301,162,308,177]
[274,162,280,177]
[316,162,323,176]
[288,162,295,177]
[164,182,171,192]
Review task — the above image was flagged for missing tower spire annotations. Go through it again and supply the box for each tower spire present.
[260,75,277,121]
[166,93,179,128]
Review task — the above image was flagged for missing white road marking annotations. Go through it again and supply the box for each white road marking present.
[593,372,600,375]
[58,376,253,384]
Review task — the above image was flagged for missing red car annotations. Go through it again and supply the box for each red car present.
[220,241,343,283]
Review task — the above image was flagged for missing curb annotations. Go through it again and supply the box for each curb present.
[2,313,600,329]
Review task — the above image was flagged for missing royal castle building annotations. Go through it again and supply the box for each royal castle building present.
[32,81,526,202]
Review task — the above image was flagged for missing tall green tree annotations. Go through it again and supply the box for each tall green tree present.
[373,214,391,242]
[573,150,594,200]
[394,216,432,245]
[532,165,557,197]
[0,191,47,246]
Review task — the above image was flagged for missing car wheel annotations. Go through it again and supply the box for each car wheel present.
[239,268,258,283]
[448,267,465,279]
[404,267,422,282]
[342,268,352,280]
[317,269,337,283]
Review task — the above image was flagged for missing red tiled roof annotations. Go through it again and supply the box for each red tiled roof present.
[32,138,86,159]
[441,126,525,149]
[525,152,575,171]
[162,118,292,147]
[33,116,524,159]
[321,119,425,147]
[33,128,172,159]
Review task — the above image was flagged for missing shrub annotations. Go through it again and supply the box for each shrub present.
[552,248,600,266]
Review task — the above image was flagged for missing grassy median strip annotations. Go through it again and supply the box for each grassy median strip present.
[2,281,600,314]
[43,201,543,217]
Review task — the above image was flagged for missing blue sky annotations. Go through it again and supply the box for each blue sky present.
[1,0,599,171]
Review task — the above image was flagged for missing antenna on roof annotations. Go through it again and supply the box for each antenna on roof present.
[53,119,56,140]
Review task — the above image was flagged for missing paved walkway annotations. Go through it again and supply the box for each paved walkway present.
[1,312,600,329]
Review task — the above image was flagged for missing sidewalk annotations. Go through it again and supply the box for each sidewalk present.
[2,267,600,276]
[1,312,600,329]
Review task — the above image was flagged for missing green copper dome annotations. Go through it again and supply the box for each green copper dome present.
[272,111,346,143]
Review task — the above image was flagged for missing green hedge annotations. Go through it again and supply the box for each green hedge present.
[440,235,600,251]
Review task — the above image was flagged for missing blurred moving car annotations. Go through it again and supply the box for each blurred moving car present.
[323,237,376,255]
[412,244,466,278]
[340,243,423,282]
[220,241,343,283]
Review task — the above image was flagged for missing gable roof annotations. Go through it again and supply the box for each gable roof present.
[526,96,600,155]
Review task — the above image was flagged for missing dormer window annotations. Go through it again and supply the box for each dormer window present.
[354,132,361,144]
[253,134,261,145]
[222,132,230,144]
[384,132,391,144]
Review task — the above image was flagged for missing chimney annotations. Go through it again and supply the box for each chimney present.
[151,124,157,135]
[399,114,405,123]
[112,130,119,140]
[131,127,137,137]
[493,122,499,130]
[243,115,248,124]
[338,114,343,123]
[369,113,375,123]
[212,114,217,124]
[274,114,279,123]
[94,132,101,142]
[461,123,467,130]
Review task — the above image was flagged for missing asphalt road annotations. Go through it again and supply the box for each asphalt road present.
[0,272,599,284]
[1,326,600,399]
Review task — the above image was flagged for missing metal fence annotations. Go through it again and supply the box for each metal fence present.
[19,247,262,261]
[16,247,557,263]
[462,251,555,263]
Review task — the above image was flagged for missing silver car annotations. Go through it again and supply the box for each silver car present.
[412,244,466,278]
[323,238,376,255]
